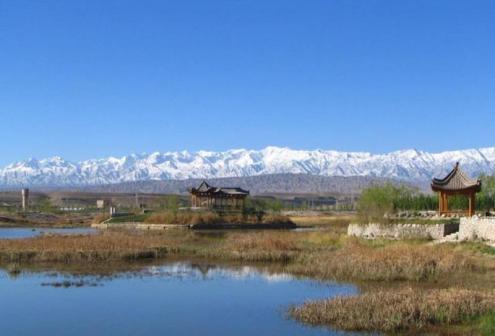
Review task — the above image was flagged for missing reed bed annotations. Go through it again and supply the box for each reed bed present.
[0,231,178,263]
[0,230,482,282]
[213,231,301,262]
[144,211,293,225]
[290,288,495,332]
[289,239,478,281]
[144,211,220,225]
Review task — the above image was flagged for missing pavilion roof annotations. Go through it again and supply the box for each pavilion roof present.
[431,163,481,193]
[190,180,249,196]
[216,187,250,195]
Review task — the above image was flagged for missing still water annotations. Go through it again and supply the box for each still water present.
[0,227,96,239]
[0,261,368,336]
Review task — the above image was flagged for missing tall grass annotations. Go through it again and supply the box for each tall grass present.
[93,213,110,224]
[144,211,293,225]
[289,238,478,281]
[214,231,301,262]
[0,230,482,282]
[290,288,495,332]
[0,231,175,263]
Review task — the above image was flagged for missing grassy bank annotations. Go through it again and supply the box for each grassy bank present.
[0,211,95,227]
[0,229,483,280]
[289,239,478,281]
[106,210,294,226]
[0,230,301,263]
[0,231,173,263]
[289,288,495,333]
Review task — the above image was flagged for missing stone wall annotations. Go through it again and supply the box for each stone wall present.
[459,217,495,241]
[347,222,459,240]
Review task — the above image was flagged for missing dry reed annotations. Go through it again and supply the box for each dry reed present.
[144,211,292,225]
[0,231,175,263]
[289,239,477,281]
[0,230,481,282]
[290,288,495,332]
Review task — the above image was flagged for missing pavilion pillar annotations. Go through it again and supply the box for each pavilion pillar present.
[441,193,445,213]
[468,193,475,217]
[438,192,443,214]
[472,194,476,216]
[443,193,449,213]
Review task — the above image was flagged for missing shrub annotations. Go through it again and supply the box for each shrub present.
[357,184,407,222]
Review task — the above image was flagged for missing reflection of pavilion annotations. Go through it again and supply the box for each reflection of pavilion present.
[431,163,481,217]
[190,263,216,277]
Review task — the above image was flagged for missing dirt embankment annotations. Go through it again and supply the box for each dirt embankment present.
[0,212,94,227]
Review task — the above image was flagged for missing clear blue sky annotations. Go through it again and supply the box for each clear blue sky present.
[1,0,494,165]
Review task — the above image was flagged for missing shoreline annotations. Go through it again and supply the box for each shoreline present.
[91,221,298,230]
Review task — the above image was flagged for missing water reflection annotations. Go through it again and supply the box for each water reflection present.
[0,227,96,239]
[0,260,370,336]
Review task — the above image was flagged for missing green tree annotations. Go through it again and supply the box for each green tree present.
[357,184,415,222]
[477,174,495,212]
[162,195,179,213]
[243,197,278,221]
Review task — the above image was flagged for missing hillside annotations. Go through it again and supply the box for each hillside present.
[82,174,404,195]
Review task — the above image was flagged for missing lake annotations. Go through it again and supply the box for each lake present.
[0,260,369,336]
[0,227,96,239]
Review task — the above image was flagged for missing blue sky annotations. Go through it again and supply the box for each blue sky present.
[0,0,494,165]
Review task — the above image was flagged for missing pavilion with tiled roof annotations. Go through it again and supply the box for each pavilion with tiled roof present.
[431,163,481,216]
[189,181,249,209]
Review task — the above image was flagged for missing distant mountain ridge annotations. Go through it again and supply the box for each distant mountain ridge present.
[0,146,494,187]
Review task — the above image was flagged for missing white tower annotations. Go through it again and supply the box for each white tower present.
[21,188,29,211]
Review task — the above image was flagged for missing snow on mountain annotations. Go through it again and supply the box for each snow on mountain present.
[1,146,494,187]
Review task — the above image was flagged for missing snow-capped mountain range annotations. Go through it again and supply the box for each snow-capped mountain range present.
[1,146,494,187]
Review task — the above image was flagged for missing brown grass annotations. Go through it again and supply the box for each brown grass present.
[93,213,110,224]
[214,231,301,262]
[290,288,495,332]
[0,229,483,282]
[144,211,222,225]
[0,230,300,264]
[289,238,478,281]
[0,231,175,263]
[144,211,293,225]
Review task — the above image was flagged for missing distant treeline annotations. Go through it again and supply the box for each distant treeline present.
[357,175,495,221]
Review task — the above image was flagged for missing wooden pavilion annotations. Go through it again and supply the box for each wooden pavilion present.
[431,163,481,217]
[189,181,249,209]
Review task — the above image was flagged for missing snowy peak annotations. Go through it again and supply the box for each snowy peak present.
[0,146,494,187]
